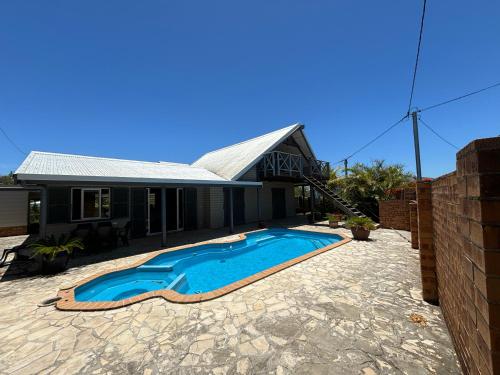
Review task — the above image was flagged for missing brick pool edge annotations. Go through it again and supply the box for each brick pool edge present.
[56,228,351,311]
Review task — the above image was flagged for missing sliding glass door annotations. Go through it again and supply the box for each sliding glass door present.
[147,188,162,234]
[164,188,184,232]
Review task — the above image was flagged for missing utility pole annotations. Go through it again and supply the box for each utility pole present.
[343,159,348,177]
[411,111,422,181]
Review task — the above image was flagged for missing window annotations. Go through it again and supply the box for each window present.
[71,188,110,221]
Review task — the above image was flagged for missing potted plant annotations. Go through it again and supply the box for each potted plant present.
[29,234,84,274]
[345,217,376,240]
[326,213,343,228]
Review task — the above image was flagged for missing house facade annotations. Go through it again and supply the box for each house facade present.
[11,124,330,243]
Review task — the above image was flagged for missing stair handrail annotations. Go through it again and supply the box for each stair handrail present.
[304,176,367,218]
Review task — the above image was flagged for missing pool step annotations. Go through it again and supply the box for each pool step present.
[138,265,173,272]
[167,273,187,292]
[255,235,278,244]
[312,239,332,248]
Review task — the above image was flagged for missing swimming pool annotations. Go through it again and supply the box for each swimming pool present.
[58,228,349,310]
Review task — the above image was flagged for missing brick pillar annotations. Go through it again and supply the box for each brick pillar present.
[417,181,438,304]
[409,200,419,249]
[457,137,500,375]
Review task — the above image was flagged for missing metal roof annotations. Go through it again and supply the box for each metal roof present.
[15,151,260,186]
[192,123,303,180]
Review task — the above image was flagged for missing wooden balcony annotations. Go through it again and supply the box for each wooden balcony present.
[257,151,330,181]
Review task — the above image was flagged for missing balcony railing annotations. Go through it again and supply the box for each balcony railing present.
[258,151,330,180]
[261,151,303,178]
[306,158,331,180]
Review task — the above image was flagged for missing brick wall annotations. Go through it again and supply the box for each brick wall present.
[379,188,416,230]
[379,200,410,230]
[409,201,418,249]
[416,136,500,374]
[416,181,438,304]
[0,225,27,237]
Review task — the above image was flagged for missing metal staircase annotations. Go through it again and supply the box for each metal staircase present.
[304,176,368,218]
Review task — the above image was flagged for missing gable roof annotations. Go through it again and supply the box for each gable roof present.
[15,151,260,186]
[192,123,304,180]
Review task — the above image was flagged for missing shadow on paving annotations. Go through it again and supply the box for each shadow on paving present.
[0,215,315,282]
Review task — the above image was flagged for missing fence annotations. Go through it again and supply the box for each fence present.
[414,136,500,374]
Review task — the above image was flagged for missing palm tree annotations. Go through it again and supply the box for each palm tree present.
[328,160,414,220]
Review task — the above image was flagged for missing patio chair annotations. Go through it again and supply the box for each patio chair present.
[70,223,95,253]
[0,240,34,267]
[0,245,22,267]
[117,221,131,247]
[96,221,118,250]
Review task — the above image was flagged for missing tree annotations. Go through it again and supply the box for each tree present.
[0,171,15,185]
[328,160,414,220]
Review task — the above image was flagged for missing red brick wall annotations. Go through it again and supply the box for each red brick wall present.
[417,136,500,374]
[409,201,418,249]
[379,188,416,230]
[0,226,27,237]
[379,200,410,230]
[416,181,438,303]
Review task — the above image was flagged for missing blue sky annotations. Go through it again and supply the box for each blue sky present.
[0,1,499,177]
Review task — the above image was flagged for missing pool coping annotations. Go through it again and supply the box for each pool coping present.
[56,228,351,311]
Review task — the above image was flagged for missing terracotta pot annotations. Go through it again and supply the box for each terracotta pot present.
[328,220,339,228]
[350,227,371,240]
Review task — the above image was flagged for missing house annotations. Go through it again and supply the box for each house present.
[10,124,331,242]
[0,186,39,237]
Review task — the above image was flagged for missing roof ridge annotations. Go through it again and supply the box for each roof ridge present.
[195,123,301,158]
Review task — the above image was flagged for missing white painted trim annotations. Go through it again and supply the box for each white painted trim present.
[17,174,262,186]
[146,188,162,236]
[231,124,303,181]
[71,187,110,222]
[177,188,184,231]
[147,188,151,235]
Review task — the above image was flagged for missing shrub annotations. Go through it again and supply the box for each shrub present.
[328,160,414,220]
[29,234,84,261]
[345,216,376,231]
[326,213,343,221]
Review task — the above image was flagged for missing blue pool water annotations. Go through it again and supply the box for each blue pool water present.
[75,229,342,302]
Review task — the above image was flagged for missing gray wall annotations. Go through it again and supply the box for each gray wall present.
[243,181,297,223]
[0,190,28,228]
[40,182,298,236]
[196,187,210,229]
[239,166,258,181]
[208,187,225,229]
[244,187,259,223]
[259,181,296,220]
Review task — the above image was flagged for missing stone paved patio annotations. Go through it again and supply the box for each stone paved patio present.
[0,224,460,374]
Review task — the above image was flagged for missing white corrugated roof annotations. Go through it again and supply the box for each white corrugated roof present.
[192,123,302,180]
[15,151,260,186]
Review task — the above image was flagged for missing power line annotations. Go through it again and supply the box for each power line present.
[333,1,426,165]
[407,0,428,115]
[335,115,409,164]
[418,81,500,113]
[418,116,459,149]
[0,127,27,156]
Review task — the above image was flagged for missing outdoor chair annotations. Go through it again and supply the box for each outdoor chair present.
[70,223,95,253]
[96,221,118,250]
[0,245,22,267]
[117,221,131,247]
[0,239,36,267]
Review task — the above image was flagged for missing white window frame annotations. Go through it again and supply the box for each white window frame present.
[177,188,184,231]
[71,187,110,221]
[146,188,162,235]
[164,187,184,233]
